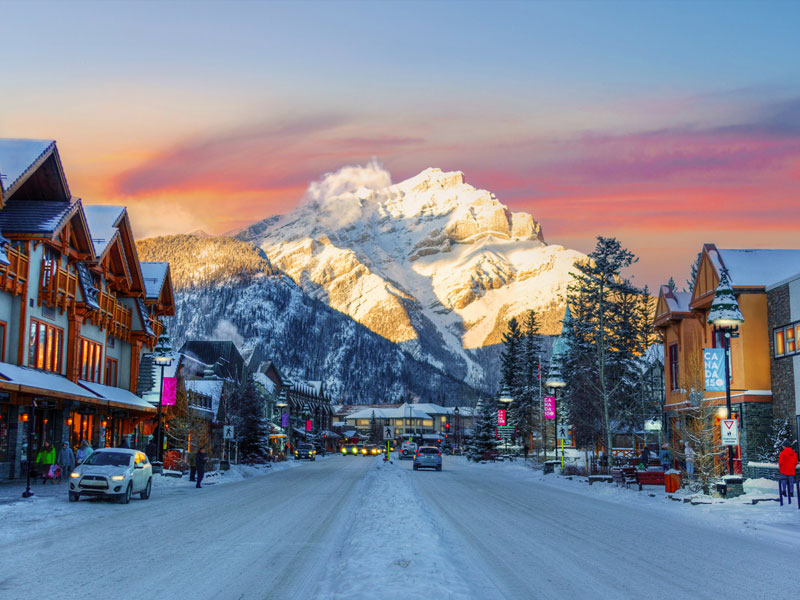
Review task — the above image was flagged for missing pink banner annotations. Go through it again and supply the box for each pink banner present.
[161,376,177,406]
[497,409,507,426]
[306,419,313,432]
[544,396,555,419]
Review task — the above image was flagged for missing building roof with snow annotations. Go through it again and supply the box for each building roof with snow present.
[83,205,126,257]
[0,139,69,205]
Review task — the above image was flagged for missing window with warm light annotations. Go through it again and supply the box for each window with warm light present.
[79,338,103,382]
[669,343,679,391]
[29,319,63,372]
[774,321,800,358]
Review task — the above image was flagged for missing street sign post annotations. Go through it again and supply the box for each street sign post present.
[644,419,662,432]
[721,419,739,446]
[223,425,235,440]
[383,426,392,440]
[556,424,570,440]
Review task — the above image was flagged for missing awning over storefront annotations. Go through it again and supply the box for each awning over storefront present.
[0,362,102,403]
[78,380,156,413]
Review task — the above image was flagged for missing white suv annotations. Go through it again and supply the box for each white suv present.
[69,448,153,504]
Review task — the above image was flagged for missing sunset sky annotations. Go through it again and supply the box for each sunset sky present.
[2,0,799,290]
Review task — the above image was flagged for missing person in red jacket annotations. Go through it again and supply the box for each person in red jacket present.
[778,445,799,498]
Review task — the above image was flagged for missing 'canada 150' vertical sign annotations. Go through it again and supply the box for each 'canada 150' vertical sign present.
[544,396,556,419]
[704,348,726,392]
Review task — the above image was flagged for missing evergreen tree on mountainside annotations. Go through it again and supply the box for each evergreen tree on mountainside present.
[468,398,498,462]
[229,378,270,461]
[561,237,654,467]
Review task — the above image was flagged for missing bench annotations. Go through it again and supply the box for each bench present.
[611,467,637,488]
[636,471,665,491]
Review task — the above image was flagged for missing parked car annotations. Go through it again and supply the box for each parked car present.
[341,444,360,456]
[413,446,443,471]
[366,444,380,456]
[69,448,152,504]
[294,443,316,460]
[399,441,417,460]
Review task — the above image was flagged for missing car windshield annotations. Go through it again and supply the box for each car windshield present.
[84,452,132,467]
[298,444,313,450]
[420,448,439,454]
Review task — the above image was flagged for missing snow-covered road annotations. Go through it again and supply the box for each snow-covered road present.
[2,455,799,600]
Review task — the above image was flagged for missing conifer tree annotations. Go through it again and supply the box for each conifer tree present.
[467,398,498,462]
[562,237,654,467]
[230,378,270,461]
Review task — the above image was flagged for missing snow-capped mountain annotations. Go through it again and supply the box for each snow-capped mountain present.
[137,234,480,404]
[236,165,586,390]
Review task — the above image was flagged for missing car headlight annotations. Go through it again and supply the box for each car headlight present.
[111,475,126,481]
[70,472,81,479]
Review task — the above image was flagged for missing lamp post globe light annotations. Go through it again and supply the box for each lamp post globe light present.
[708,269,744,476]
[153,331,173,465]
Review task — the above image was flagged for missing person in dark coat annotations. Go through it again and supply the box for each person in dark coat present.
[145,439,157,461]
[196,448,206,488]
[189,451,197,482]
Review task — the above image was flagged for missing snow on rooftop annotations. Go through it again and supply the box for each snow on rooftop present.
[78,380,154,411]
[83,205,125,256]
[140,262,169,299]
[0,138,55,195]
[185,378,225,417]
[0,361,99,398]
[712,248,800,288]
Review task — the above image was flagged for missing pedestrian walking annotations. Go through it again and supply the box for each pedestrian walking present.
[684,442,696,476]
[57,441,76,482]
[35,441,56,483]
[778,444,799,495]
[196,448,206,488]
[659,443,673,471]
[76,440,93,463]
[189,450,197,482]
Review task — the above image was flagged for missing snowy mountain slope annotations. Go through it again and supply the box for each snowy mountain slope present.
[137,235,480,404]
[235,165,586,388]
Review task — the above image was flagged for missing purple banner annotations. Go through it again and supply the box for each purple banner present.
[161,377,177,406]
[281,413,289,428]
[544,396,555,420]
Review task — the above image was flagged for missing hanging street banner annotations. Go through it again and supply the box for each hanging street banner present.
[544,396,556,420]
[306,419,313,432]
[497,409,507,426]
[721,419,739,446]
[704,348,726,391]
[281,413,289,428]
[161,376,177,406]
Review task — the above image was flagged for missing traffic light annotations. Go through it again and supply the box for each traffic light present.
[445,423,450,430]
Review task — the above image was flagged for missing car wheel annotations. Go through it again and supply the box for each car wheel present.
[436,465,442,471]
[119,482,132,504]
[140,478,152,500]
[69,492,79,502]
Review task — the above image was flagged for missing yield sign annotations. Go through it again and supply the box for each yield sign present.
[720,419,739,446]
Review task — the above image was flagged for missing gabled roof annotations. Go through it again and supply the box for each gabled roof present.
[83,205,125,257]
[0,139,69,205]
[0,197,95,258]
[141,262,169,299]
[691,243,800,310]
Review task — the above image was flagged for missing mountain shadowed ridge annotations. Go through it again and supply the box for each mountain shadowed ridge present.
[137,234,481,404]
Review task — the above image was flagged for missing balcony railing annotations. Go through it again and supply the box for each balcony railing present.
[150,316,163,340]
[39,259,77,310]
[92,290,132,341]
[0,246,28,296]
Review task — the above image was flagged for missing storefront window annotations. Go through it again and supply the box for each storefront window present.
[29,320,63,372]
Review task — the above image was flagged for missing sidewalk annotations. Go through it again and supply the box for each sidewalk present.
[0,475,70,505]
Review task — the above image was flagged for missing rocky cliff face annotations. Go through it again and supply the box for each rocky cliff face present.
[137,234,481,404]
[236,167,586,390]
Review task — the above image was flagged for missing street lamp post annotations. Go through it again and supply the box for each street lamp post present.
[276,389,288,458]
[498,384,513,456]
[546,365,566,463]
[453,406,460,454]
[21,403,35,498]
[708,269,744,476]
[153,333,173,465]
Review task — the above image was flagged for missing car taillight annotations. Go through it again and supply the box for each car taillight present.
[416,453,420,457]
[438,453,441,456]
